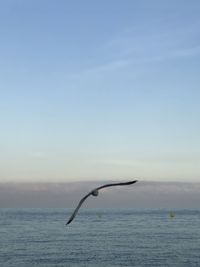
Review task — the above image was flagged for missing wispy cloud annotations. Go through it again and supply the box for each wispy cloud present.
[103,20,200,64]
[65,20,200,79]
[171,45,200,58]
[31,151,47,159]
[78,59,131,76]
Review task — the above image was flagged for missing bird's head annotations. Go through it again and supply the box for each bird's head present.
[91,189,99,196]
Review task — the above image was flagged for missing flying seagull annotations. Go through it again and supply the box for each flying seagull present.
[66,179,138,225]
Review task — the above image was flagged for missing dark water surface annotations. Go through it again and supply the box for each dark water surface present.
[0,209,200,266]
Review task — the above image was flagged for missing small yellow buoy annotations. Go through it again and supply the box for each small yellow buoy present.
[169,211,175,218]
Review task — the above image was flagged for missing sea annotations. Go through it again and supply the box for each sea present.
[0,209,200,267]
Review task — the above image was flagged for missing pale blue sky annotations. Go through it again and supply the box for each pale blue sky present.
[0,0,200,182]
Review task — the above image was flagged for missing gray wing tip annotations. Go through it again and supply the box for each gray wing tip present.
[130,179,138,183]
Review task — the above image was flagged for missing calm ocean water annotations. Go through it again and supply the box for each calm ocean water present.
[0,209,200,267]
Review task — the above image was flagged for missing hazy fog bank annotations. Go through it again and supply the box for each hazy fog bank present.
[0,181,200,209]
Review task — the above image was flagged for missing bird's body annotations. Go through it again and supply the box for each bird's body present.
[66,179,138,225]
[91,189,99,196]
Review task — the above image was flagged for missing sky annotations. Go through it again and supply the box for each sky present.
[0,0,200,183]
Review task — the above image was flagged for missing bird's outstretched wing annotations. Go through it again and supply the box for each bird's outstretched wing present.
[95,180,138,191]
[66,192,92,225]
[66,179,138,225]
